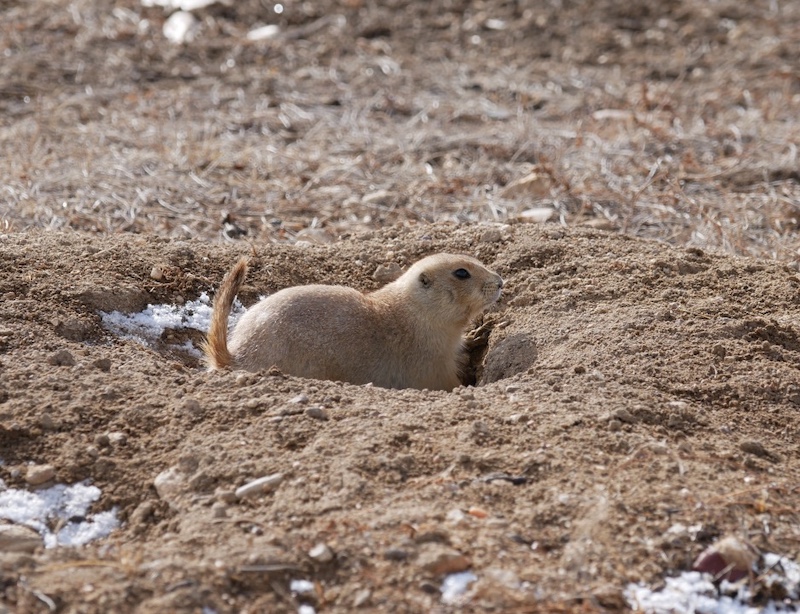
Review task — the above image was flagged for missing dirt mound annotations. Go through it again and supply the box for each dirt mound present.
[1,224,799,612]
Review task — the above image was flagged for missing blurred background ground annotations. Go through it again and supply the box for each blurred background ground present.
[1,0,799,259]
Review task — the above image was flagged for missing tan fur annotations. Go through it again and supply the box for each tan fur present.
[203,253,503,391]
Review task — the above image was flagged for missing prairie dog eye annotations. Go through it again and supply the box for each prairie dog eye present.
[452,268,471,280]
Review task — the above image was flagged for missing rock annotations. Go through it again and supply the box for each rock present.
[55,317,93,342]
[296,228,333,245]
[384,548,410,561]
[150,264,166,281]
[518,207,555,223]
[163,10,198,44]
[247,24,281,41]
[74,285,150,313]
[446,508,469,526]
[182,398,202,416]
[361,189,393,205]
[289,394,309,404]
[500,170,553,199]
[92,358,112,372]
[235,473,284,499]
[479,228,503,243]
[153,466,187,509]
[129,501,155,532]
[47,349,75,367]
[211,502,228,519]
[692,536,758,582]
[290,579,315,595]
[611,408,636,424]
[373,262,402,283]
[352,588,371,607]
[215,488,237,504]
[739,440,769,458]
[0,524,42,553]
[108,431,127,446]
[308,542,334,563]
[305,406,329,421]
[440,570,477,604]
[235,374,250,387]
[39,413,56,431]
[416,543,471,576]
[25,464,55,486]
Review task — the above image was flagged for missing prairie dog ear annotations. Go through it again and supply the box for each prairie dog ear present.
[419,272,432,287]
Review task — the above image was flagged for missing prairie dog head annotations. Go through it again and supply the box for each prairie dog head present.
[396,254,503,327]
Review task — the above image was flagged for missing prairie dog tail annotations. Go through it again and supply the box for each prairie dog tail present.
[203,258,248,369]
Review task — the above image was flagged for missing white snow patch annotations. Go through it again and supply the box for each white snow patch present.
[626,555,800,614]
[0,479,119,548]
[247,24,281,41]
[100,292,244,354]
[163,10,197,44]
[441,571,478,604]
[290,579,315,595]
[142,0,220,10]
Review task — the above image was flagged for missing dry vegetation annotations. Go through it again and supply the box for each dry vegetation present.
[1,0,799,259]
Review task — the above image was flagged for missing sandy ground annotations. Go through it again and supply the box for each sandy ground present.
[1,1,800,613]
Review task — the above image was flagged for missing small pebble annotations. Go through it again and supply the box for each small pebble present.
[215,488,237,504]
[417,544,471,576]
[25,464,55,486]
[235,473,284,499]
[667,414,683,428]
[384,548,410,561]
[235,374,250,387]
[129,501,155,528]
[150,264,166,281]
[0,524,43,553]
[352,588,371,607]
[108,431,127,446]
[692,536,757,581]
[154,467,186,507]
[611,408,635,424]
[373,262,402,283]
[472,420,489,435]
[211,502,228,519]
[290,579,315,595]
[480,228,503,243]
[740,440,769,458]
[308,542,334,562]
[47,349,75,367]
[305,406,329,421]
[289,394,309,404]
[86,445,100,459]
[92,358,112,372]
[95,434,111,447]
[608,418,622,432]
[182,398,202,415]
[711,344,726,358]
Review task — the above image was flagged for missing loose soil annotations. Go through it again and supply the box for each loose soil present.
[1,1,800,613]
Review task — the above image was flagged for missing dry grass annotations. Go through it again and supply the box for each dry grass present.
[1,0,798,261]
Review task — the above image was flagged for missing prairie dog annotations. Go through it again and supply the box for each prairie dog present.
[203,253,503,391]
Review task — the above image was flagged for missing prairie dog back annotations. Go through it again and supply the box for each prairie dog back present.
[203,253,503,390]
